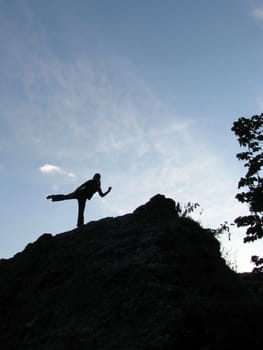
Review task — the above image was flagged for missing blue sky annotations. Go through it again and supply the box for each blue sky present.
[1,0,263,271]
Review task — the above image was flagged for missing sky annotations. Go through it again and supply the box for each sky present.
[1,0,263,272]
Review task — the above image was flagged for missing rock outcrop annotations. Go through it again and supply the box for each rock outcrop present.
[0,194,262,349]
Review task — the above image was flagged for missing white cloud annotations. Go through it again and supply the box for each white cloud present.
[40,164,61,174]
[251,7,263,20]
[39,164,76,179]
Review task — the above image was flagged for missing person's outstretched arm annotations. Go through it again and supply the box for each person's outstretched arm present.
[98,186,112,197]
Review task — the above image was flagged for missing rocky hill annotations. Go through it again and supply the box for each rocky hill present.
[0,194,262,349]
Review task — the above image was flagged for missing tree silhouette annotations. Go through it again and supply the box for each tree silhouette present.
[231,114,263,272]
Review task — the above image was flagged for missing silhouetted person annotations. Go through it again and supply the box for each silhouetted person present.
[47,173,112,227]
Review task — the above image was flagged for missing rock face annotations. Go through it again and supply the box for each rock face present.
[0,194,262,349]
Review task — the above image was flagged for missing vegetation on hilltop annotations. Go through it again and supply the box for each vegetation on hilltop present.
[232,114,263,272]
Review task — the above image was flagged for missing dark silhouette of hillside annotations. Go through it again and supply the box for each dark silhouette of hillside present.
[0,194,262,349]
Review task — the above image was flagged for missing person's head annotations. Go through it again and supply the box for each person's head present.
[93,173,101,183]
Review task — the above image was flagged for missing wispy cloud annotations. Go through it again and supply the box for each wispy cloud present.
[251,7,263,20]
[39,164,76,179]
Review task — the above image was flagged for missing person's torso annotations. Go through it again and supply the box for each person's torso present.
[76,179,99,199]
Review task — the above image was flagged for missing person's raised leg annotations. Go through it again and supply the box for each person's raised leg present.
[46,194,66,201]
[47,192,76,201]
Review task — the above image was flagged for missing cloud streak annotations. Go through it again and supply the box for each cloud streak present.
[251,7,263,20]
[39,164,76,179]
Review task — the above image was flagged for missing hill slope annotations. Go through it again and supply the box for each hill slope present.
[0,194,262,349]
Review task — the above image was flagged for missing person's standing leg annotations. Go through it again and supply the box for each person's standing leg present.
[77,198,86,227]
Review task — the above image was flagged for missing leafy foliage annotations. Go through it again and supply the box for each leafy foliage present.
[210,221,233,240]
[175,201,200,217]
[231,114,263,243]
[232,114,263,271]
[251,255,263,273]
[220,247,238,272]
